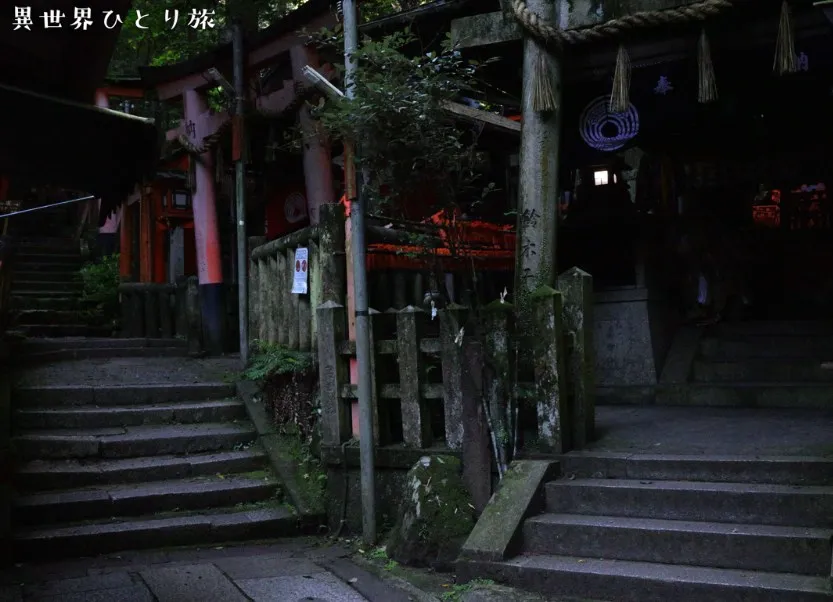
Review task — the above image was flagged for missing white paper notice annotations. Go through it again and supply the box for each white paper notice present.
[292,247,309,294]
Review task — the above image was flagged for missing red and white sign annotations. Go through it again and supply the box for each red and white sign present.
[291,247,309,295]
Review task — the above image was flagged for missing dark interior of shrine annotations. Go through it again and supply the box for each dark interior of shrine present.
[554,16,833,320]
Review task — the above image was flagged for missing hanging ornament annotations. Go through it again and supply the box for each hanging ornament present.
[579,95,639,152]
[531,52,558,112]
[609,45,632,114]
[654,76,674,95]
[697,29,718,103]
[774,1,798,75]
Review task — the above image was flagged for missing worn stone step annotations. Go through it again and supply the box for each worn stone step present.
[12,290,80,299]
[18,346,188,363]
[12,280,81,292]
[13,506,297,562]
[699,337,833,360]
[523,514,832,576]
[20,337,186,352]
[656,383,833,409]
[14,253,83,265]
[12,422,257,459]
[13,474,280,525]
[11,262,82,273]
[710,321,833,337]
[14,382,235,406]
[13,270,80,283]
[559,452,833,486]
[458,555,833,602]
[15,239,78,252]
[10,296,93,311]
[546,479,833,528]
[14,399,247,429]
[15,309,91,326]
[20,325,113,338]
[693,359,833,383]
[15,448,269,490]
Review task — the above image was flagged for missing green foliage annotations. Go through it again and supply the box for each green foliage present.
[309,28,493,217]
[242,340,314,381]
[79,254,121,318]
[440,579,496,602]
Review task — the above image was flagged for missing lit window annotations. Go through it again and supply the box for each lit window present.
[593,170,609,186]
[613,173,618,183]
[173,190,190,209]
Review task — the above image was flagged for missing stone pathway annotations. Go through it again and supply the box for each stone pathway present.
[0,539,423,602]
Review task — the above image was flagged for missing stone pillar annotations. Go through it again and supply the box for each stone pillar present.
[513,0,562,331]
[290,45,335,226]
[183,88,225,354]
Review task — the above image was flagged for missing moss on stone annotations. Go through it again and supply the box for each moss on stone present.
[386,455,476,570]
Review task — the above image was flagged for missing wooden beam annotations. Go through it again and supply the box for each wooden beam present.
[451,11,521,49]
[440,101,520,134]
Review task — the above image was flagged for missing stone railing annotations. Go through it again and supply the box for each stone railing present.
[248,204,346,352]
[316,266,594,473]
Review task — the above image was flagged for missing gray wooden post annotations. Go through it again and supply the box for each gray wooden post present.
[248,236,266,345]
[144,288,160,338]
[482,301,513,468]
[532,286,567,453]
[257,257,269,343]
[159,287,174,338]
[318,203,346,305]
[440,304,468,450]
[308,239,322,348]
[287,248,300,350]
[393,272,408,309]
[367,308,383,444]
[317,301,350,445]
[272,252,285,346]
[397,306,432,448]
[175,276,188,338]
[560,266,595,446]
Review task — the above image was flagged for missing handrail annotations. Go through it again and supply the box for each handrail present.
[0,194,95,220]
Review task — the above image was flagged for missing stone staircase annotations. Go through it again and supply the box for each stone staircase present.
[462,453,833,601]
[10,359,296,562]
[9,236,112,338]
[460,320,833,600]
[660,320,833,408]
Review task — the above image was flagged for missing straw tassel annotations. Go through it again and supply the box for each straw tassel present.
[697,29,718,103]
[774,1,798,75]
[609,45,631,114]
[531,52,558,112]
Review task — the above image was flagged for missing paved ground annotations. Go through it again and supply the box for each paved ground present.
[13,357,240,388]
[589,405,833,456]
[0,539,426,602]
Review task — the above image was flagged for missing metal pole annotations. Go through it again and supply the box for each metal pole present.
[233,20,249,365]
[343,0,376,545]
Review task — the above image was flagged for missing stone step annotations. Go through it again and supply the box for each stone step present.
[546,479,833,528]
[13,505,297,562]
[12,422,257,459]
[13,382,235,406]
[20,337,186,352]
[14,253,83,265]
[11,262,83,272]
[12,280,81,292]
[18,346,188,363]
[13,270,80,283]
[459,555,833,602]
[13,474,280,526]
[10,296,93,311]
[656,382,833,409]
[12,290,80,298]
[710,321,833,337]
[523,514,832,576]
[559,452,833,486]
[14,244,79,255]
[15,309,91,326]
[15,448,269,490]
[699,337,833,360]
[693,359,833,382]
[18,324,113,338]
[14,399,247,429]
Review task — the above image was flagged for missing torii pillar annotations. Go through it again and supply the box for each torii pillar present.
[184,88,226,354]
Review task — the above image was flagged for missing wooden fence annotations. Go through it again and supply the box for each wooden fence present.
[316,267,595,456]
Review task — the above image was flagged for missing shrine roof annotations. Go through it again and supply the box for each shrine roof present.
[0,0,131,103]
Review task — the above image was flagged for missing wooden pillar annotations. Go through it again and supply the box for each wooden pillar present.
[290,45,335,226]
[513,0,562,331]
[119,200,132,279]
[139,191,153,283]
[184,89,225,354]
